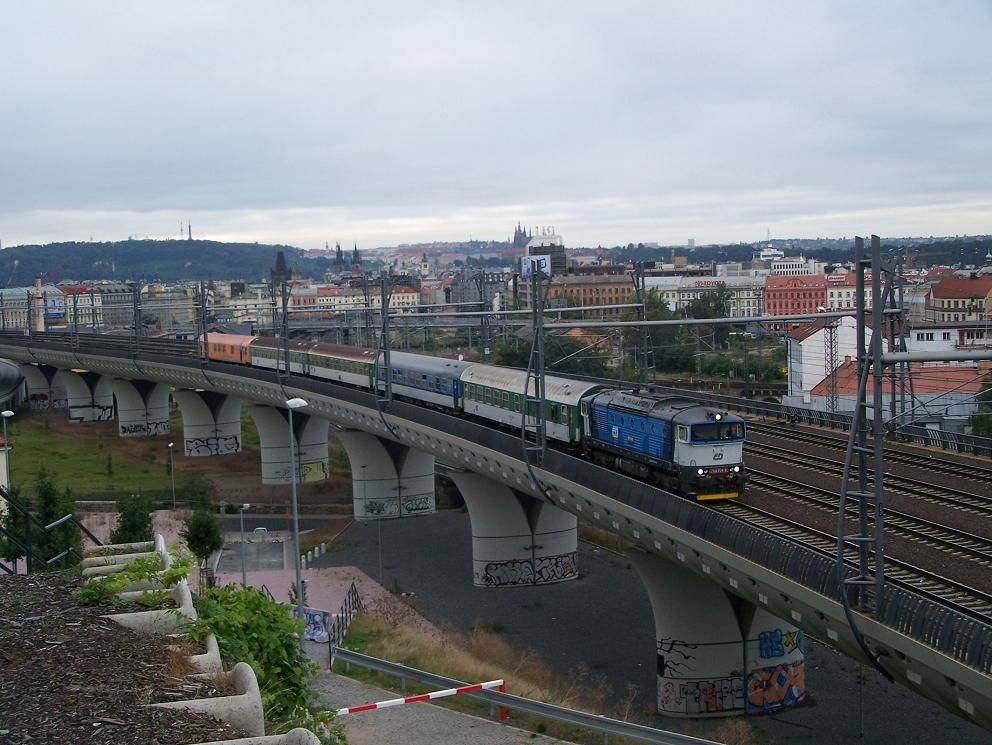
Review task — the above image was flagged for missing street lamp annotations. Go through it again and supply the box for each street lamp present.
[1,410,13,493]
[285,396,308,630]
[239,503,250,587]
[167,442,177,509]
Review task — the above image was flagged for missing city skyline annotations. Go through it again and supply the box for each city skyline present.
[2,2,989,249]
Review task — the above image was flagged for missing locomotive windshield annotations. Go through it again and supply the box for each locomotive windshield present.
[690,422,745,442]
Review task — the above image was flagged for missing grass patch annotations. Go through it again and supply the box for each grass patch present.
[339,614,629,740]
[6,410,211,499]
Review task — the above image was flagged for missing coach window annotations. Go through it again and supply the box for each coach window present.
[502,391,510,407]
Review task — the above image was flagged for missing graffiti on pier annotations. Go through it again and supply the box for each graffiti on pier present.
[29,393,50,411]
[746,660,806,713]
[119,420,170,438]
[69,404,114,423]
[402,494,433,514]
[300,461,328,483]
[659,678,745,715]
[365,499,400,517]
[656,637,698,678]
[52,398,67,409]
[186,435,241,456]
[757,628,804,659]
[481,552,577,587]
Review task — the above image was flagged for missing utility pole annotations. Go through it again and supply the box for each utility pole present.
[523,258,548,466]
[630,262,655,386]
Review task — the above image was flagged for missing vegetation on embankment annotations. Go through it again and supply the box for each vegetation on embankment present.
[340,613,758,745]
[5,410,211,500]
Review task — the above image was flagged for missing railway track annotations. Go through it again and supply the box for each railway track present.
[714,499,992,624]
[749,421,992,483]
[746,469,992,565]
[745,442,992,516]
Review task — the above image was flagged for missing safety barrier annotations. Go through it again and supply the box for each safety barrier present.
[333,647,720,745]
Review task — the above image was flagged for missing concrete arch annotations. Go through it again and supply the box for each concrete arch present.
[20,363,66,411]
[110,379,171,438]
[336,430,436,519]
[172,389,242,457]
[57,369,114,422]
[248,404,330,484]
[448,471,577,588]
[631,551,805,718]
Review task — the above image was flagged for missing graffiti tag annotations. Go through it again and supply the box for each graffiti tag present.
[746,660,806,713]
[481,552,577,587]
[365,499,400,517]
[119,420,170,438]
[402,494,434,513]
[659,678,745,715]
[186,435,241,456]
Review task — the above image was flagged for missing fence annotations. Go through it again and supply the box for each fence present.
[0,486,103,574]
[332,647,722,745]
[327,582,362,666]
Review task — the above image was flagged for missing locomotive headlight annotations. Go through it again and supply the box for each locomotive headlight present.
[715,413,723,420]
[733,465,740,473]
[697,468,704,476]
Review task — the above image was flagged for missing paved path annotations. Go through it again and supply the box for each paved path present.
[313,671,578,745]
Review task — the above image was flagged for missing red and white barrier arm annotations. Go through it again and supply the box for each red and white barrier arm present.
[336,679,506,719]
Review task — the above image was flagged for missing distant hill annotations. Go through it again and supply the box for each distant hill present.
[0,239,338,284]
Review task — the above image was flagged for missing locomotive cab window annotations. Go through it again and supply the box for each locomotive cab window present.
[677,425,689,441]
[691,423,744,442]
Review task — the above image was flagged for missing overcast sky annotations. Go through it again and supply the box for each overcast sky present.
[1,1,990,250]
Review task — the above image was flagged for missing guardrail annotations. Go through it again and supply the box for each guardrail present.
[332,647,722,745]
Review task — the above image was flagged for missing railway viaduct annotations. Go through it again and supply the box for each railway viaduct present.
[1,333,990,729]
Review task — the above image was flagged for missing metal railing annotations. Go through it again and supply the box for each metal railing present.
[332,647,721,745]
[328,582,362,666]
[0,486,103,573]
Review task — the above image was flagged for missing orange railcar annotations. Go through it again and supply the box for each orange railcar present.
[199,333,256,364]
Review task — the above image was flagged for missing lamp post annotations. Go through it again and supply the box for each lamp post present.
[239,503,250,587]
[285,397,308,631]
[1,410,13,493]
[167,442,176,509]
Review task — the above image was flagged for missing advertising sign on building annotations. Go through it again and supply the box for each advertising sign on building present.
[521,255,553,279]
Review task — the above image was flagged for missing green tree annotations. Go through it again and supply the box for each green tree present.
[489,334,610,377]
[181,510,224,565]
[110,493,154,545]
[0,485,27,568]
[970,370,992,438]
[620,290,687,374]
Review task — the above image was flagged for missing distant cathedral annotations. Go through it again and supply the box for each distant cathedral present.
[512,222,532,249]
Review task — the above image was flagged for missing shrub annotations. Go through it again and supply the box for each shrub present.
[110,493,154,545]
[181,510,223,564]
[186,584,344,740]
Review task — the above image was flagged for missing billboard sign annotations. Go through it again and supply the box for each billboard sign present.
[521,254,552,279]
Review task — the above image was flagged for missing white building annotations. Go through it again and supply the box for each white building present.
[782,317,873,402]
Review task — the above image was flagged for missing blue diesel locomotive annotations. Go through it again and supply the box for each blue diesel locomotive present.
[583,390,745,499]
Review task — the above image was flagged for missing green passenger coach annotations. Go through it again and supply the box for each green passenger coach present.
[460,364,606,444]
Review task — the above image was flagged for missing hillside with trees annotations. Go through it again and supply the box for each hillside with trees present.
[0,239,335,284]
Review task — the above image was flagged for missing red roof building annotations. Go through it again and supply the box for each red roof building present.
[764,274,827,318]
[925,277,992,323]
